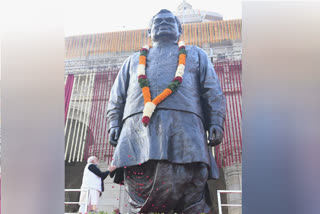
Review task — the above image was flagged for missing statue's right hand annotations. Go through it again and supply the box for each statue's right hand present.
[109,127,121,147]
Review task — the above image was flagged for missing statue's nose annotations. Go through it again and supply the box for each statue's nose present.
[160,20,169,25]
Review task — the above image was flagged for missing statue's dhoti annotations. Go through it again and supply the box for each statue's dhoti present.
[110,110,219,213]
[124,160,211,214]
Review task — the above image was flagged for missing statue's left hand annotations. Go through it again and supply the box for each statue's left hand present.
[109,127,121,147]
[208,125,224,147]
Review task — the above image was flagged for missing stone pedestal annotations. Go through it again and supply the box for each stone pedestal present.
[223,164,242,214]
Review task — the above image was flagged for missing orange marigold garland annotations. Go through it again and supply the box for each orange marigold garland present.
[138,41,187,126]
[141,87,151,104]
[152,88,172,106]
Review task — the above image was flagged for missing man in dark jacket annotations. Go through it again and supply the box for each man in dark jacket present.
[107,9,226,214]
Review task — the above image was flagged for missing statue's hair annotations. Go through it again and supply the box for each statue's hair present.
[156,9,173,15]
[148,9,182,35]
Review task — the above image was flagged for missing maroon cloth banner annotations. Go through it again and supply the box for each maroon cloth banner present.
[84,70,118,163]
[65,75,74,123]
[214,60,242,167]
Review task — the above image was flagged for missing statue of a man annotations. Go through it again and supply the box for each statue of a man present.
[107,9,226,214]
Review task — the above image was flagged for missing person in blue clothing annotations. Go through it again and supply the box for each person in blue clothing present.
[78,156,116,213]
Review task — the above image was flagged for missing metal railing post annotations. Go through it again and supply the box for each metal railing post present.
[217,190,242,214]
[65,189,89,214]
[217,190,223,214]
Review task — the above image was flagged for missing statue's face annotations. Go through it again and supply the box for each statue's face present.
[149,12,181,42]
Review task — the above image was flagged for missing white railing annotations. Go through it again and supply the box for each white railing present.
[217,190,242,214]
[65,189,89,214]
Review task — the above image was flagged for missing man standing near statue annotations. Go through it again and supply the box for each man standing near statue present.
[107,9,226,214]
[78,156,116,213]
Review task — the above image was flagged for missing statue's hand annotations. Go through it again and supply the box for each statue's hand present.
[208,125,224,147]
[109,127,121,147]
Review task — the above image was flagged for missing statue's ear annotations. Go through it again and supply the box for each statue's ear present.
[147,29,151,37]
[179,26,183,36]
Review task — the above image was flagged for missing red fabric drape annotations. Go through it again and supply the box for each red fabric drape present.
[214,60,242,167]
[83,70,118,163]
[65,75,74,123]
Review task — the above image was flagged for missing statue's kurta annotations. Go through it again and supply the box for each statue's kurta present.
[107,43,226,173]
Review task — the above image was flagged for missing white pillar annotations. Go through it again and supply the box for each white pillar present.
[223,164,242,214]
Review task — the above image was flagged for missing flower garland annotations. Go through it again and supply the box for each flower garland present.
[138,41,187,126]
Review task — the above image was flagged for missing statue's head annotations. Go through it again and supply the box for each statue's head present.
[148,9,182,43]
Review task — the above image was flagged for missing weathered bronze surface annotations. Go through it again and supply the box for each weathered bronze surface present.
[107,9,226,213]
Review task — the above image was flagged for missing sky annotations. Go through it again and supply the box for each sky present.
[64,0,242,37]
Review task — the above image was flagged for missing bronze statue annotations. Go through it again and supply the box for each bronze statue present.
[107,9,226,214]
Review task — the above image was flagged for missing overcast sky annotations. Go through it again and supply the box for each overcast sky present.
[64,0,242,37]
